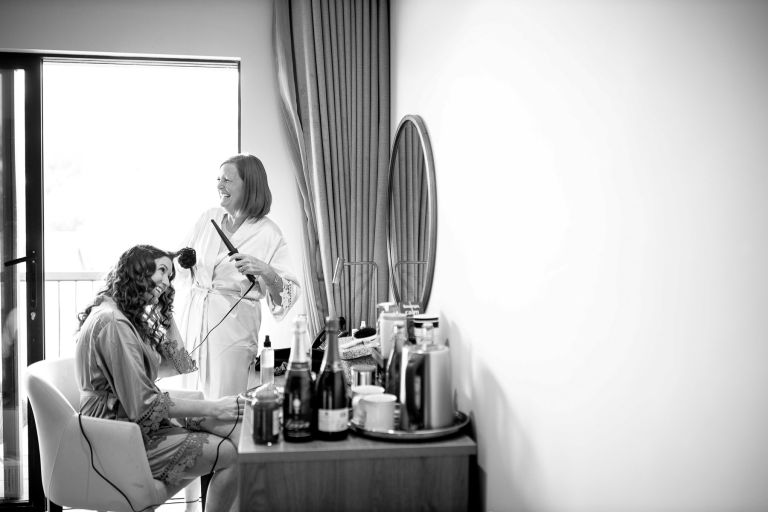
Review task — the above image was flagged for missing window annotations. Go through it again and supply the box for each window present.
[43,58,240,358]
[0,53,239,507]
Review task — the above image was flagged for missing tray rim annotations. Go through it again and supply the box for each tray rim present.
[349,410,469,441]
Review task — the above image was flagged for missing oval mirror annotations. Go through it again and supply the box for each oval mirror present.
[387,114,437,311]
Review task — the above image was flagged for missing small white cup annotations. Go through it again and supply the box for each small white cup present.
[351,385,384,424]
[359,393,397,431]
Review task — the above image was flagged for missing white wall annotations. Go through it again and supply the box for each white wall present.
[5,1,768,510]
[391,1,768,511]
[0,0,305,347]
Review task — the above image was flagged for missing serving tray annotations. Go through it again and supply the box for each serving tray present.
[349,411,470,441]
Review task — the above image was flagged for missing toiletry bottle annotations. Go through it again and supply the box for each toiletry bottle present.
[283,318,314,442]
[252,335,281,444]
[314,316,350,440]
[260,335,274,386]
[378,310,404,361]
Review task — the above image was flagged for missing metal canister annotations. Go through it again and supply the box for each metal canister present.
[351,364,377,386]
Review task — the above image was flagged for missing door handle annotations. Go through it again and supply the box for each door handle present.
[3,255,31,267]
[3,251,37,315]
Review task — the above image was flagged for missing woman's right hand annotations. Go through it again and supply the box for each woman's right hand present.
[209,395,246,421]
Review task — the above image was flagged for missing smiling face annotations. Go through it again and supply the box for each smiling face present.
[217,163,245,215]
[147,256,173,305]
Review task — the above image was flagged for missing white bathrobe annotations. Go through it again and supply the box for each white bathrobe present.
[175,207,299,399]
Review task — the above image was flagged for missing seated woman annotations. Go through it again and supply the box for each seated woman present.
[74,244,243,512]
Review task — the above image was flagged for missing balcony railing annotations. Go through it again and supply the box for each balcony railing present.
[43,272,105,359]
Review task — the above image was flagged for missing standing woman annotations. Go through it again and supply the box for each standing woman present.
[176,153,300,400]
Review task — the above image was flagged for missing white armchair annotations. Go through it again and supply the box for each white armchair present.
[25,357,202,512]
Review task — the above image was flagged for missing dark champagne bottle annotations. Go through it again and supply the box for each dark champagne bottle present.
[385,321,407,398]
[283,318,314,442]
[314,316,350,440]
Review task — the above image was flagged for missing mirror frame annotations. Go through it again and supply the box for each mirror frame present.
[387,114,437,311]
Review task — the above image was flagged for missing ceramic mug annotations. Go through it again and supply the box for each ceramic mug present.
[351,385,384,424]
[359,393,397,431]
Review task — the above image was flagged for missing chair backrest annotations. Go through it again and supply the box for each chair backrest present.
[27,357,80,409]
[24,358,78,489]
[24,357,168,512]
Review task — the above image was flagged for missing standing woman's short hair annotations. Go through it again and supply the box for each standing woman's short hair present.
[222,153,272,219]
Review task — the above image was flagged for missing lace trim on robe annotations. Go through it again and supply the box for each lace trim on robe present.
[158,431,210,485]
[138,392,173,443]
[275,277,298,318]
[185,417,206,432]
[158,337,198,374]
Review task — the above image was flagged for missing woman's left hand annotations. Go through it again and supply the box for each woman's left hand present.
[209,395,246,421]
[230,252,272,279]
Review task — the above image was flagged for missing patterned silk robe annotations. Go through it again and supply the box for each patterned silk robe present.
[75,297,204,484]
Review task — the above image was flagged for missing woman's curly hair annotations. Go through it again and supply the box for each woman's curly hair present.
[77,245,177,348]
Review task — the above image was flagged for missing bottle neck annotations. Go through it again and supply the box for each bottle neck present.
[289,330,309,365]
[324,328,341,365]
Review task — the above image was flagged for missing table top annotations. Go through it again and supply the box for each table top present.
[238,409,477,464]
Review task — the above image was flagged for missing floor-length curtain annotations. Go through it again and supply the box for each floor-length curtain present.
[274,0,390,336]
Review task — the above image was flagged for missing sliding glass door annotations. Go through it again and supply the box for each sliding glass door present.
[0,51,239,511]
[42,58,239,360]
[0,54,44,511]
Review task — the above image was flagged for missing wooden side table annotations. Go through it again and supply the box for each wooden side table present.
[237,411,477,512]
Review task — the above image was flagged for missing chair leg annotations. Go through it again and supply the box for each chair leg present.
[200,472,213,511]
[47,499,62,512]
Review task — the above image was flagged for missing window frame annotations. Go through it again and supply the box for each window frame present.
[0,49,240,512]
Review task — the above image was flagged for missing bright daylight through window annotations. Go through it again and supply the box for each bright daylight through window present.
[42,59,239,358]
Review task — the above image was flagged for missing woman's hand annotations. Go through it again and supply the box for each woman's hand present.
[230,252,272,280]
[230,252,284,304]
[208,395,246,421]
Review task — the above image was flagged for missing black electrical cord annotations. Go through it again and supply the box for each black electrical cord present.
[76,282,252,512]
[78,412,155,512]
[210,395,242,474]
[78,396,242,512]
[189,281,256,355]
